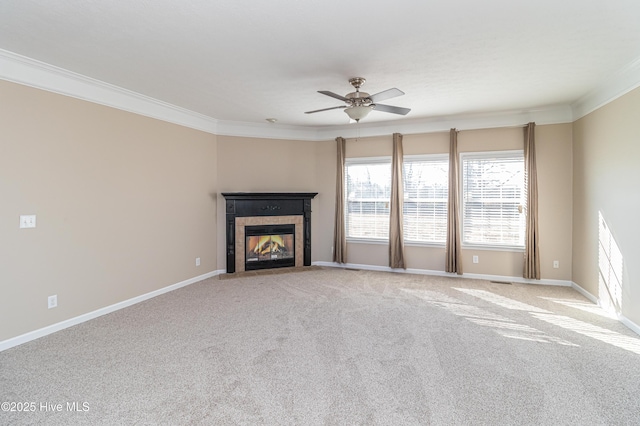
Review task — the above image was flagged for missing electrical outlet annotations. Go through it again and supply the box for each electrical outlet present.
[195,257,201,267]
[473,255,479,264]
[553,260,559,269]
[48,295,57,309]
[20,215,37,229]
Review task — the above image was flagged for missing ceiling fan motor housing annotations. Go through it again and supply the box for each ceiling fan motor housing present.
[345,91,372,107]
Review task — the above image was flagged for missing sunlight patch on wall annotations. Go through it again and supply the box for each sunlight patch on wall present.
[598,211,624,313]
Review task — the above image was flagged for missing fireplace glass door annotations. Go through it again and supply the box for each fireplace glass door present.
[245,224,295,270]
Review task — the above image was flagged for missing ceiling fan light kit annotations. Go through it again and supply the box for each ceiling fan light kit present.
[305,77,411,123]
[344,105,373,122]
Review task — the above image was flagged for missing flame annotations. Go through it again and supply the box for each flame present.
[252,235,287,255]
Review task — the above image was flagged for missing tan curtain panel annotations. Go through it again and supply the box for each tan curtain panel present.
[523,122,540,279]
[445,128,462,274]
[333,137,347,263]
[389,133,406,269]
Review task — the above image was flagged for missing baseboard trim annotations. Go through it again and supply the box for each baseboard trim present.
[569,281,640,336]
[0,270,223,352]
[619,315,640,336]
[313,261,573,286]
[570,281,598,304]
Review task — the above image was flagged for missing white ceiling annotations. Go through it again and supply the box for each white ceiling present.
[1,1,640,132]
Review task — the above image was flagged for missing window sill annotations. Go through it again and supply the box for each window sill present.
[345,239,447,248]
[461,244,525,253]
[346,238,388,245]
[404,241,446,248]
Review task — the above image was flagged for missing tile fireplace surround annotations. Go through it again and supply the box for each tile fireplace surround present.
[222,193,318,273]
[235,215,302,272]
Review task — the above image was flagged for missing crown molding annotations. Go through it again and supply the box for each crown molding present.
[0,49,220,134]
[215,119,320,141]
[313,106,574,140]
[0,48,585,141]
[572,56,640,121]
[214,105,574,141]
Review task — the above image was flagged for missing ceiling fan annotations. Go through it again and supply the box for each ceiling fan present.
[305,77,411,122]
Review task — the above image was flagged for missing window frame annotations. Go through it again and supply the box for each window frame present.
[344,157,392,243]
[402,154,449,247]
[460,150,526,251]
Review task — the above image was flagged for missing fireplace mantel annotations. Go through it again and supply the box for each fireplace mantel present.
[222,192,319,201]
[222,192,318,273]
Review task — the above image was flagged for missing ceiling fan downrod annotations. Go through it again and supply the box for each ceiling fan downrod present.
[349,77,366,91]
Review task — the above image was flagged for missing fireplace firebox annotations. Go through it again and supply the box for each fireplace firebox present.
[222,192,318,273]
[245,224,295,270]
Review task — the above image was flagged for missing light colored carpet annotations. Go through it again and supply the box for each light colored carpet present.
[1,267,640,425]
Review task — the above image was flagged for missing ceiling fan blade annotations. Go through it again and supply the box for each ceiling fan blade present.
[304,105,346,114]
[318,91,349,102]
[372,103,411,115]
[369,88,404,102]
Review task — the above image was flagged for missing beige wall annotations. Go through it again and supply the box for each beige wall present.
[343,125,573,280]
[313,140,337,262]
[536,124,573,280]
[0,81,218,341]
[214,136,335,268]
[573,87,640,325]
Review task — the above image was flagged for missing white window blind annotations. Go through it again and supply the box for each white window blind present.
[403,157,449,244]
[462,152,525,247]
[345,160,391,240]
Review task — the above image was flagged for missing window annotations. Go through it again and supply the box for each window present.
[403,156,449,244]
[461,151,525,248]
[345,159,391,240]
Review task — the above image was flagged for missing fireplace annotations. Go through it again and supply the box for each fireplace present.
[245,224,295,270]
[222,193,318,273]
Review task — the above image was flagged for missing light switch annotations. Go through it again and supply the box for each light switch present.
[20,215,37,229]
